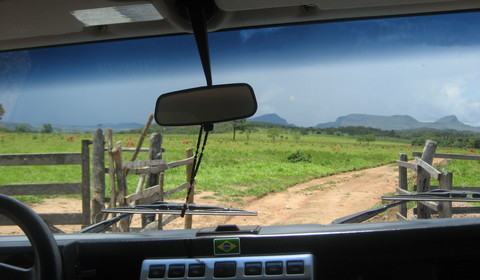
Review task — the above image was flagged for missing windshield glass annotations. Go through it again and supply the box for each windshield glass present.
[1,11,480,234]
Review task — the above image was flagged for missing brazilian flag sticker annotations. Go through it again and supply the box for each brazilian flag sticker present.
[214,238,240,255]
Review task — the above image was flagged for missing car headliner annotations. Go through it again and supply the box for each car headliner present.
[1,0,480,52]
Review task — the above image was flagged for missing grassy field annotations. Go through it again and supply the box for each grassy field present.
[0,131,477,204]
[434,159,480,188]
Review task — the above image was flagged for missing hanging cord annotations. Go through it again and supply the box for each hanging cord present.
[181,123,213,217]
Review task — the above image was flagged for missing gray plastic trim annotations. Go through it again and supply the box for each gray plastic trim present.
[140,254,314,280]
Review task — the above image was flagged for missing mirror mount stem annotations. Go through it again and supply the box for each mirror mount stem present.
[202,123,214,132]
[186,0,213,86]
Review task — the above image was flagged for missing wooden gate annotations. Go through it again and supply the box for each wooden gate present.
[396,140,480,220]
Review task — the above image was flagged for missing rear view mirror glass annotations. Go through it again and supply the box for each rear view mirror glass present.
[154,83,257,126]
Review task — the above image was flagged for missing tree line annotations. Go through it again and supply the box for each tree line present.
[131,120,479,148]
[3,108,480,149]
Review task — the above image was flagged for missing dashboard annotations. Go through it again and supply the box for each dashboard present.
[2,218,480,280]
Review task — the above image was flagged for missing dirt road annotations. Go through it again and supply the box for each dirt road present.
[0,162,400,235]
[167,162,399,228]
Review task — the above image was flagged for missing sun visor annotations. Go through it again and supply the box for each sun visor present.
[71,3,163,27]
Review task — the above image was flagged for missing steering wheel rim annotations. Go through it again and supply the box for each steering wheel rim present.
[0,194,62,280]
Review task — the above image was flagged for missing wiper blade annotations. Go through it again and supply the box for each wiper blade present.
[79,213,131,233]
[331,201,405,224]
[80,202,256,233]
[102,201,258,216]
[332,190,480,225]
[383,189,480,202]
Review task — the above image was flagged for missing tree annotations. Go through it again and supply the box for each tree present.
[243,122,255,141]
[14,124,31,133]
[41,123,53,133]
[468,138,480,149]
[267,128,281,143]
[0,103,4,121]
[293,132,301,142]
[232,119,246,141]
[356,134,376,144]
[232,119,255,141]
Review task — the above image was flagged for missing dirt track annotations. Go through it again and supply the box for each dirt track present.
[0,162,401,235]
[166,163,399,229]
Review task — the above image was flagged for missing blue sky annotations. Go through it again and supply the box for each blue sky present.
[1,11,480,127]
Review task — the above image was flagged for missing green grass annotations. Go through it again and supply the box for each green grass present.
[0,132,415,203]
[435,159,480,188]
[433,157,480,207]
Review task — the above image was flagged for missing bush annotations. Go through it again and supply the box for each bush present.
[356,134,376,143]
[287,150,312,163]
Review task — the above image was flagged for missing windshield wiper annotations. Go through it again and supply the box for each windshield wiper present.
[102,201,258,216]
[80,202,257,233]
[79,213,131,233]
[382,189,480,202]
[331,201,405,224]
[332,189,480,224]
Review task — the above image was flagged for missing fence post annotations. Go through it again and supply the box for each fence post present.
[184,148,194,229]
[106,129,118,231]
[416,140,437,219]
[113,141,129,231]
[147,133,163,186]
[130,114,154,162]
[438,172,453,218]
[157,172,164,230]
[398,153,408,220]
[142,133,163,228]
[106,129,116,208]
[81,140,91,227]
[91,129,105,223]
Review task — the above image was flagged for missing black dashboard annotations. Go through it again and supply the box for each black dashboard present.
[2,218,480,280]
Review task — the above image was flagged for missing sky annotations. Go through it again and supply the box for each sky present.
[1,11,480,127]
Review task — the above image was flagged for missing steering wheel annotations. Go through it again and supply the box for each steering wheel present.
[0,194,62,280]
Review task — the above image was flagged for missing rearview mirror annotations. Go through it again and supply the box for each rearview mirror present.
[154,83,257,126]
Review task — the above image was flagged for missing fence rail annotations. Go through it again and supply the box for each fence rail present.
[0,153,82,166]
[412,152,480,161]
[0,213,83,226]
[0,183,83,195]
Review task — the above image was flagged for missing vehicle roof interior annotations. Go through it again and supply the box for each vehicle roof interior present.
[1,0,480,51]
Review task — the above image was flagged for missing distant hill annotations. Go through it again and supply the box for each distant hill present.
[316,114,480,132]
[248,113,295,126]
[1,122,144,133]
[92,123,145,130]
[1,122,36,131]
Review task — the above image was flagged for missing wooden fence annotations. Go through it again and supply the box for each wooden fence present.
[0,116,194,232]
[91,127,195,232]
[396,140,480,220]
[0,140,91,228]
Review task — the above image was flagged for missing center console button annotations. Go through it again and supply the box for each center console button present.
[265,261,283,275]
[286,261,304,275]
[214,261,236,278]
[168,264,186,278]
[244,262,262,276]
[149,265,166,278]
[189,264,206,277]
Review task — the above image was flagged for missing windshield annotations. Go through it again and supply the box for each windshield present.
[1,11,480,234]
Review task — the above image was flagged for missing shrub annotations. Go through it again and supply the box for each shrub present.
[356,134,376,143]
[287,150,312,163]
